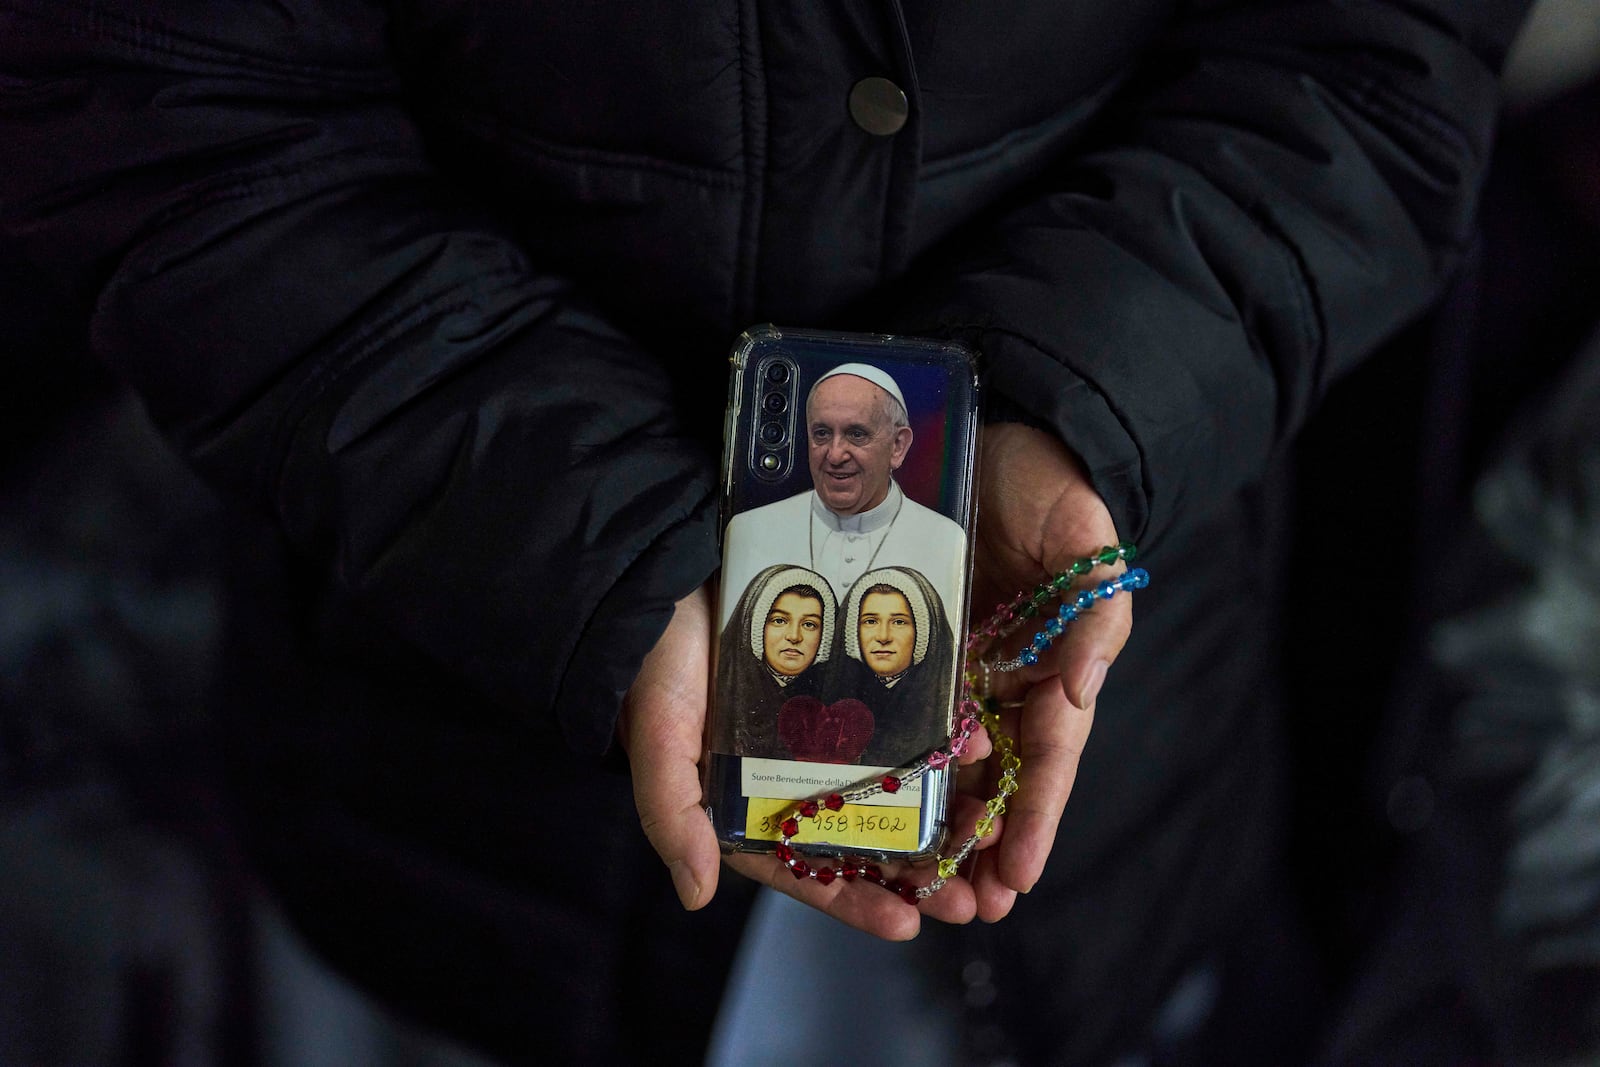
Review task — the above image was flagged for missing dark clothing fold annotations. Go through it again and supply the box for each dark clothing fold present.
[0,1,1529,1060]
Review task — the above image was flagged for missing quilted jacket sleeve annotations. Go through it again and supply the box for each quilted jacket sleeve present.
[893,0,1529,549]
[0,1,717,755]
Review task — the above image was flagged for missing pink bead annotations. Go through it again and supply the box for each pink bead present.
[950,735,968,757]
[928,750,950,769]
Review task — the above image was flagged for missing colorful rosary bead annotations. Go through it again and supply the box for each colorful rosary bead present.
[769,543,1149,904]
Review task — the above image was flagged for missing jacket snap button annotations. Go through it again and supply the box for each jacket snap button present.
[848,77,908,136]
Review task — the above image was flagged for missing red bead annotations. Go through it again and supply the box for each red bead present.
[882,775,901,793]
[780,818,799,838]
[799,800,819,818]
[814,866,836,886]
[840,866,859,881]
[774,843,793,863]
[825,793,844,811]
[886,878,919,904]
[790,860,810,880]
[863,864,882,883]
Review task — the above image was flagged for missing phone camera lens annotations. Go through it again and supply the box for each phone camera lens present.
[765,362,791,385]
[763,391,787,415]
[759,421,785,445]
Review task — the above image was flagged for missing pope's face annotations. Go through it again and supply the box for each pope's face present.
[858,590,914,677]
[807,375,913,516]
[763,591,824,677]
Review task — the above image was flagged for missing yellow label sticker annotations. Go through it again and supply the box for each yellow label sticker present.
[745,796,919,853]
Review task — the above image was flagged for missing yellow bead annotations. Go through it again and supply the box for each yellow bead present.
[986,797,1005,816]
[938,858,960,879]
[975,816,995,837]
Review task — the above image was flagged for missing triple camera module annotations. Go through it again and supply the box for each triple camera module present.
[752,357,797,480]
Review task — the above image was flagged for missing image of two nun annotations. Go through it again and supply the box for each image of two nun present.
[712,563,955,767]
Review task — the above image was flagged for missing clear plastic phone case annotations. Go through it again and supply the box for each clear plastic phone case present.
[704,325,979,861]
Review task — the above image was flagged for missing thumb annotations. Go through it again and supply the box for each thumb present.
[621,586,722,910]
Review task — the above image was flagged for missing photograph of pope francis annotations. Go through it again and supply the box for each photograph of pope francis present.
[716,360,971,768]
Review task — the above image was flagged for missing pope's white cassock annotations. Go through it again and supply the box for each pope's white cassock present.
[719,481,967,638]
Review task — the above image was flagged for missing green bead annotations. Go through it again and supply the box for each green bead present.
[1031,588,1052,606]
[938,858,960,879]
[1097,546,1120,565]
[975,816,995,837]
[1018,602,1037,619]
[1120,541,1138,561]
[1072,559,1093,575]
[1051,571,1074,591]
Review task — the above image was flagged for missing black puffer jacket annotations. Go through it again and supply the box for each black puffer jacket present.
[0,2,1529,1062]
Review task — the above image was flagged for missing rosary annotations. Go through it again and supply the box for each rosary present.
[772,542,1149,902]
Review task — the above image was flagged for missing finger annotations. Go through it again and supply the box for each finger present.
[946,798,1017,923]
[995,676,1093,892]
[918,873,978,925]
[971,848,1019,922]
[624,588,721,911]
[1052,574,1133,709]
[956,720,992,764]
[628,700,722,911]
[725,853,925,941]
[988,579,1134,706]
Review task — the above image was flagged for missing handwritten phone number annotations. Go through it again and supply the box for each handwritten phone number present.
[757,813,909,835]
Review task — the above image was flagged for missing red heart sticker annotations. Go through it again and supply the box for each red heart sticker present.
[777,696,875,764]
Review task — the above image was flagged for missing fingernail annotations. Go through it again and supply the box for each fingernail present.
[1074,659,1109,709]
[669,861,701,909]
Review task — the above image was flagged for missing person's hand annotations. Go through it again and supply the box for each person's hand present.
[619,583,997,940]
[960,422,1134,921]
[617,583,723,913]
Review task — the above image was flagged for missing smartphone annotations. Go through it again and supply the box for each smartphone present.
[704,325,980,862]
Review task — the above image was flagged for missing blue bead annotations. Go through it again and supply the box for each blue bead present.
[1019,649,1039,666]
[1031,632,1051,651]
[1058,604,1078,621]
[1075,591,1095,609]
[1097,580,1115,599]
[1129,568,1150,588]
[1045,619,1064,637]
